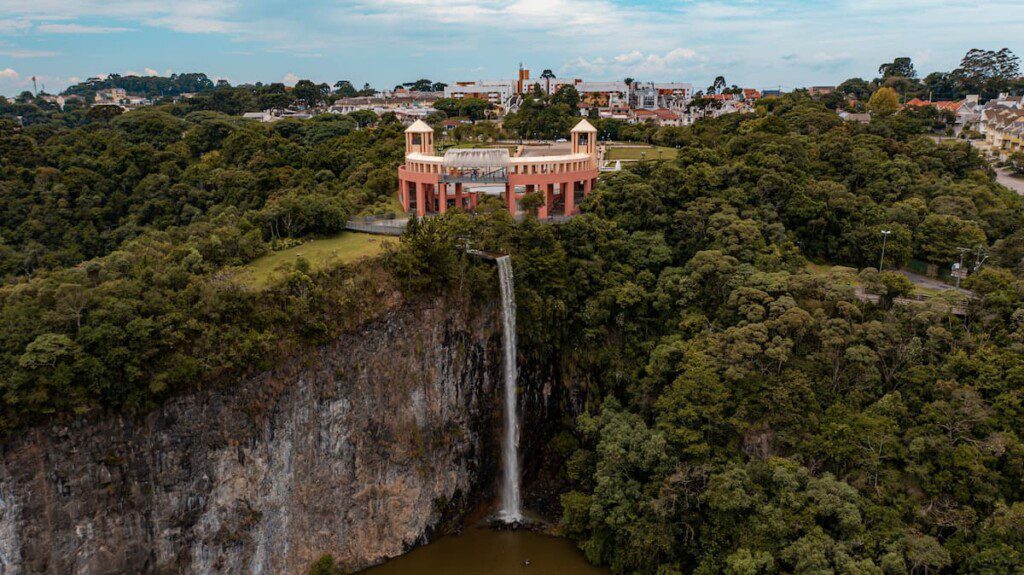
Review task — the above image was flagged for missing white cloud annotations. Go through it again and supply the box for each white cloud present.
[567,48,704,80]
[1,0,1023,94]
[282,72,300,86]
[37,23,133,34]
[0,0,241,35]
[0,48,59,58]
[0,19,32,34]
[0,68,18,80]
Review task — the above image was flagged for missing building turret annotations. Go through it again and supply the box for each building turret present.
[571,119,597,157]
[405,120,435,155]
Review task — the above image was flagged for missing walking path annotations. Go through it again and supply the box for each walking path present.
[345,213,575,236]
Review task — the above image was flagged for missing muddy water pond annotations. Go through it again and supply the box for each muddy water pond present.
[361,526,608,575]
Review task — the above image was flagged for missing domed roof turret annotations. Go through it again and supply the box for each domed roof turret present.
[405,119,434,133]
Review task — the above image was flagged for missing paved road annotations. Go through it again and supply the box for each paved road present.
[995,167,1024,195]
[519,142,572,157]
[898,270,973,296]
[965,139,1024,195]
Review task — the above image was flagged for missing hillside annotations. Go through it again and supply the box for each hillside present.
[1,93,1024,573]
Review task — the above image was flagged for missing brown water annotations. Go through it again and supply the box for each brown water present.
[360,526,608,575]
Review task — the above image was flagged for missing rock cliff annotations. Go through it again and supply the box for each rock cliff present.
[0,299,503,574]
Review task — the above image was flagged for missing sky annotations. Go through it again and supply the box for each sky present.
[0,0,1022,97]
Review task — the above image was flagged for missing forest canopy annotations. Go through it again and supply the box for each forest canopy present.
[2,91,1024,574]
[391,96,1024,574]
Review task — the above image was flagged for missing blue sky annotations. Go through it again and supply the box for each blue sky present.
[0,0,1021,96]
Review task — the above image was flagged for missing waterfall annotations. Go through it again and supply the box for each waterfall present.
[495,255,522,523]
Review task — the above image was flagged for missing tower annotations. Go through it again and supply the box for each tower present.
[404,120,434,155]
[517,64,530,95]
[571,119,597,157]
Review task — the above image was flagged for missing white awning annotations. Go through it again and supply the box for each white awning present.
[442,148,510,170]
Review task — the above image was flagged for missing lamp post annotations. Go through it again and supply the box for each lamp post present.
[879,229,891,272]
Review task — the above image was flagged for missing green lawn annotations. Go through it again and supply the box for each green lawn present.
[234,232,398,290]
[605,146,678,161]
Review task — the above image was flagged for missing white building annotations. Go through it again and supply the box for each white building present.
[630,82,693,110]
[444,80,518,106]
[94,88,127,104]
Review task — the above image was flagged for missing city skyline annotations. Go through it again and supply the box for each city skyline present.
[0,0,1022,97]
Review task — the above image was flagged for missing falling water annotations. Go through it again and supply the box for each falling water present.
[495,255,522,523]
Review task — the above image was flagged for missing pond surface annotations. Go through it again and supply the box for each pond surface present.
[360,526,608,575]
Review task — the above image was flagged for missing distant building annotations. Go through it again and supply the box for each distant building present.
[630,82,693,110]
[443,65,693,117]
[838,110,871,124]
[807,86,836,96]
[242,111,278,123]
[444,80,518,107]
[576,81,630,108]
[39,93,84,110]
[631,108,683,127]
[92,88,150,109]
[904,98,964,113]
[94,88,127,104]
[979,102,1024,159]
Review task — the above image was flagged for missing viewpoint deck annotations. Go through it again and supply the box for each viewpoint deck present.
[397,119,600,219]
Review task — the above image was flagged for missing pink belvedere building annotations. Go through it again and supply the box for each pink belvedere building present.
[397,119,599,219]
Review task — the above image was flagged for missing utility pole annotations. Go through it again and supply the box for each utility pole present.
[973,246,988,271]
[955,247,971,288]
[879,229,892,271]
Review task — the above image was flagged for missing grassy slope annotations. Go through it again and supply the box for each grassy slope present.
[605,146,679,161]
[234,232,398,290]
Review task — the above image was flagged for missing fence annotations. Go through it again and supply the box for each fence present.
[345,215,409,236]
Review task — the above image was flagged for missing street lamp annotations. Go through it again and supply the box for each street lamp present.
[878,229,891,271]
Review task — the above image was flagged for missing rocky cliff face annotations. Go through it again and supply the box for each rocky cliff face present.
[0,299,503,574]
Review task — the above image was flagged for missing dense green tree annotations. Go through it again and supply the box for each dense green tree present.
[838,77,872,100]
[868,87,900,116]
[952,48,1021,98]
[879,57,918,79]
[292,79,330,107]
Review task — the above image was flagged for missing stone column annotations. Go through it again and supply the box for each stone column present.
[415,182,426,217]
[455,183,463,210]
[564,181,575,216]
[507,184,516,216]
[537,184,550,219]
[438,183,447,214]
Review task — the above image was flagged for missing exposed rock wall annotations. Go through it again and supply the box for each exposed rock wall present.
[0,299,502,575]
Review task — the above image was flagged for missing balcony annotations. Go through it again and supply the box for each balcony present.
[440,173,508,184]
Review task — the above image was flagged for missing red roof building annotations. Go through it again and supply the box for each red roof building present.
[905,98,964,112]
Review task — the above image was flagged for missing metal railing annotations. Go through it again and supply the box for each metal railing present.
[345,215,409,236]
[439,174,508,184]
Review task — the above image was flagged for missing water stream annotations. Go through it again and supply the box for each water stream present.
[495,255,522,523]
[359,256,609,574]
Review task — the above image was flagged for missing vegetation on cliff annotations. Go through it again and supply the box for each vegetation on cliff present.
[395,97,1024,573]
[0,104,403,429]
[4,86,1024,573]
